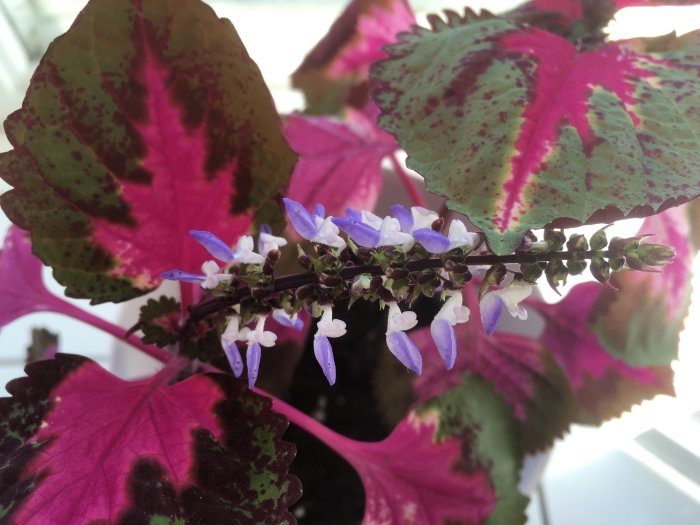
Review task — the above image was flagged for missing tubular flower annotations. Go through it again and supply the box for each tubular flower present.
[313,305,347,385]
[258,224,288,258]
[220,315,244,378]
[240,315,277,388]
[332,213,413,250]
[272,308,304,331]
[430,292,470,369]
[413,219,480,254]
[385,302,422,374]
[283,198,346,249]
[480,280,533,336]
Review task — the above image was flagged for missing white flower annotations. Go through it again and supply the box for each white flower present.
[446,220,481,251]
[201,260,233,289]
[410,206,439,232]
[434,291,470,326]
[386,301,418,333]
[480,280,532,335]
[233,236,266,265]
[377,217,415,250]
[316,305,347,338]
[241,315,277,347]
[314,216,347,250]
[259,232,287,258]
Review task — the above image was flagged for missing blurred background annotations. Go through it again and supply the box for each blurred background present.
[1,1,700,523]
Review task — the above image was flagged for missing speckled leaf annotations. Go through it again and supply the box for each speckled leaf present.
[416,377,529,525]
[0,354,301,524]
[284,110,396,218]
[411,288,576,452]
[292,0,415,114]
[0,0,295,303]
[371,10,700,254]
[536,283,675,424]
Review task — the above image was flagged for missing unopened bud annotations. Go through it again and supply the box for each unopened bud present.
[544,229,566,251]
[545,258,567,293]
[566,234,588,254]
[637,243,675,266]
[415,271,436,285]
[590,226,609,251]
[479,263,507,300]
[566,260,587,276]
[609,256,625,271]
[298,254,312,270]
[520,263,543,283]
[431,217,444,232]
[590,255,611,284]
[320,273,343,287]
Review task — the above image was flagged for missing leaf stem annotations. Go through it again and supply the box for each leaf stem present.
[51,298,174,363]
[390,153,425,208]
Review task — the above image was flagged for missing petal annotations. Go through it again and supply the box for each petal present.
[246,342,261,389]
[430,318,457,370]
[413,228,451,253]
[283,198,318,240]
[272,309,304,330]
[159,269,204,283]
[345,207,362,221]
[189,230,234,262]
[260,224,272,234]
[201,260,220,275]
[331,218,380,247]
[386,331,422,374]
[447,220,481,251]
[223,341,244,378]
[313,335,337,385]
[313,203,326,219]
[480,293,504,336]
[411,206,439,231]
[390,204,413,233]
[258,331,277,347]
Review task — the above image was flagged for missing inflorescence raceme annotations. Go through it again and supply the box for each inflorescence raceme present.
[161,199,675,388]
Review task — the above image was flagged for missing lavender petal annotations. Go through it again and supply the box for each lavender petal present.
[246,342,262,389]
[345,208,362,222]
[390,204,413,233]
[331,218,380,248]
[223,342,244,378]
[283,198,318,240]
[189,230,234,262]
[313,335,337,385]
[480,293,503,336]
[386,331,423,375]
[413,228,451,253]
[160,269,205,283]
[313,203,326,219]
[430,318,457,369]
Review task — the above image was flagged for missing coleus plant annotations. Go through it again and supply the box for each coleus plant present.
[0,0,698,523]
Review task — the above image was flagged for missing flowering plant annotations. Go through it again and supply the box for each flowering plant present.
[0,0,698,523]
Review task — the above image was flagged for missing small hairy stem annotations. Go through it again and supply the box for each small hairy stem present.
[390,153,426,208]
[189,249,612,323]
[53,299,174,363]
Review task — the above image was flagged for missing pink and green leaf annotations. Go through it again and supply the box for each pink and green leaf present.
[292,0,416,114]
[411,288,576,452]
[284,109,396,218]
[0,354,301,524]
[0,0,295,304]
[536,282,675,424]
[371,11,700,254]
[591,205,696,366]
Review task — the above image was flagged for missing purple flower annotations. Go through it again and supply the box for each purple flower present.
[283,198,346,249]
[189,230,234,262]
[430,292,470,369]
[314,335,337,385]
[385,302,422,374]
[480,281,532,336]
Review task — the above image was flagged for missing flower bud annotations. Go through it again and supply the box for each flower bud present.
[479,263,507,300]
[298,254,312,270]
[609,256,625,271]
[566,260,587,276]
[386,266,409,279]
[520,263,543,283]
[590,226,609,251]
[545,258,567,293]
[431,217,445,232]
[351,274,372,295]
[637,243,675,266]
[590,255,611,284]
[320,273,343,287]
[415,271,437,285]
[566,234,588,254]
[544,229,566,251]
